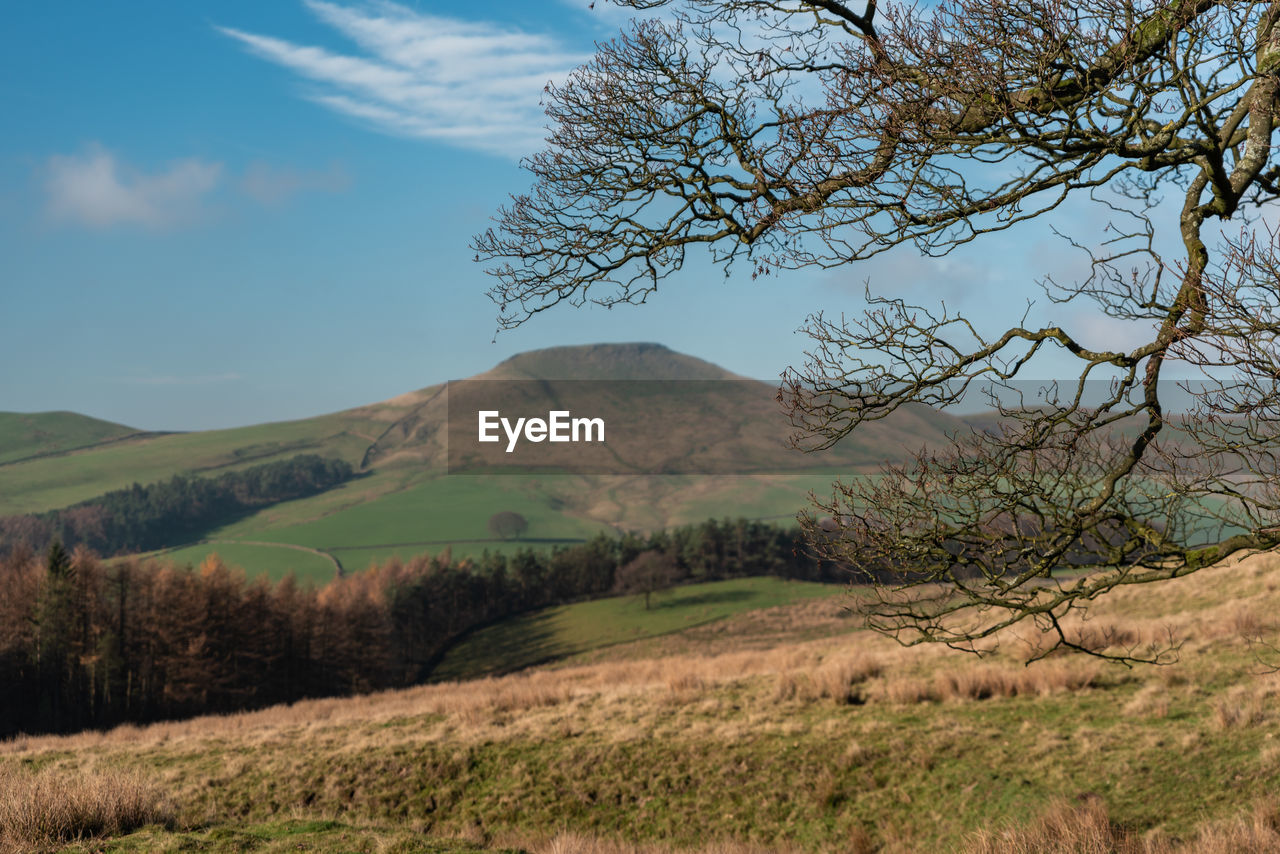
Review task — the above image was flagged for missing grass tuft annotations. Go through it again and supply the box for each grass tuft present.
[0,765,173,852]
[967,796,1280,853]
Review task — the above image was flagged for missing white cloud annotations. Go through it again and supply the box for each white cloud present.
[44,145,223,229]
[218,1,593,158]
[239,160,350,204]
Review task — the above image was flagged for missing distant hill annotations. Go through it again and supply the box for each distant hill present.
[0,342,978,514]
[354,343,756,470]
[0,343,993,578]
[361,342,975,473]
[486,342,742,381]
[0,411,141,465]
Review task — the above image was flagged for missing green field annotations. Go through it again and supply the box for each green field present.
[0,410,138,466]
[94,471,852,584]
[0,409,405,516]
[219,476,609,550]
[433,576,843,680]
[169,473,855,581]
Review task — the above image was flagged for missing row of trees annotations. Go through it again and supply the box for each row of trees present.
[0,518,839,738]
[0,455,354,557]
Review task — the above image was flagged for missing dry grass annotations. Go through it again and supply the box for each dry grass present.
[0,640,906,758]
[775,653,884,704]
[5,552,1280,853]
[1122,682,1171,719]
[0,626,1110,763]
[0,765,172,852]
[501,826,878,854]
[0,552,1268,766]
[966,796,1280,854]
[1208,674,1280,730]
[875,658,1105,705]
[937,658,1103,700]
[15,555,1280,760]
[1187,799,1280,853]
[525,831,813,854]
[967,796,1122,854]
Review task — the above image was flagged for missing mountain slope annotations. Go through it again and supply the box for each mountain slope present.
[357,344,742,470]
[1,343,979,514]
[0,410,141,465]
[485,341,742,381]
[0,411,389,516]
[1,343,990,579]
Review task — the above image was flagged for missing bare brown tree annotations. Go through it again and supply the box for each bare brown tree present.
[615,550,684,610]
[475,0,1280,661]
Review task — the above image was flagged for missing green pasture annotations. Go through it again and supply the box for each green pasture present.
[0,413,385,516]
[99,469,843,583]
[217,475,614,553]
[0,410,137,465]
[203,474,846,578]
[207,468,424,537]
[432,575,843,680]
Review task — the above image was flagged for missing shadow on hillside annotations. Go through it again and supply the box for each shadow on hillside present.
[432,587,764,682]
[431,610,561,681]
[656,589,755,609]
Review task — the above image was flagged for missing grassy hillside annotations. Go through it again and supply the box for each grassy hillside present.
[7,554,1280,853]
[0,411,138,465]
[433,576,843,680]
[0,344,977,581]
[152,472,866,582]
[0,412,392,516]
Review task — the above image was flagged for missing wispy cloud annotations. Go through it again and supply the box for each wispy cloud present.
[239,161,350,205]
[111,373,243,386]
[218,1,592,158]
[44,144,222,229]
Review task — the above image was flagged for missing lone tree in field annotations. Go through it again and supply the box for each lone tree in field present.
[615,550,683,610]
[475,0,1280,661]
[488,511,529,541]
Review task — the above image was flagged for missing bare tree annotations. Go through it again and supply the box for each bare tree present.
[475,0,1280,661]
[615,550,684,610]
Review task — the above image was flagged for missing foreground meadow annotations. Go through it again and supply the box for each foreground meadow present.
[5,553,1280,852]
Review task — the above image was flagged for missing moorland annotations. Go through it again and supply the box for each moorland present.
[4,550,1280,852]
[4,342,1278,852]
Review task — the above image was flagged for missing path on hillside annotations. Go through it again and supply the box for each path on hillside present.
[197,539,345,578]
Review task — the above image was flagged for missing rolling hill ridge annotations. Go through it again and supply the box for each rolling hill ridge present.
[0,343,981,580]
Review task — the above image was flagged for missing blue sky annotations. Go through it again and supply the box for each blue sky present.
[0,1,1131,431]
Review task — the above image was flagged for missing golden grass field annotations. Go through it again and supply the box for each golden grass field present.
[6,552,1280,852]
